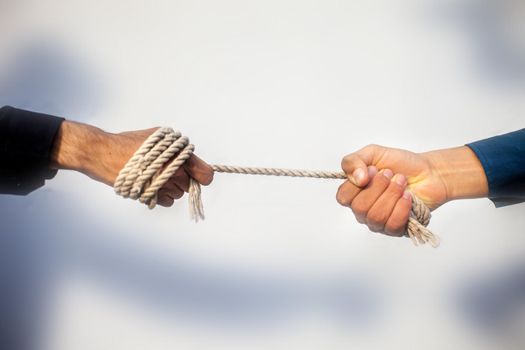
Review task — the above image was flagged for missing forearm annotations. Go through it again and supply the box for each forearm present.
[50,121,138,187]
[1,106,213,205]
[422,146,489,202]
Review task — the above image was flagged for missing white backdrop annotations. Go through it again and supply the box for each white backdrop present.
[0,1,524,349]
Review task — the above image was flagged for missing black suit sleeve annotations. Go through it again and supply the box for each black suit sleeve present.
[0,106,64,195]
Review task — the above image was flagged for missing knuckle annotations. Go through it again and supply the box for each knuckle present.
[372,174,390,189]
[367,211,387,227]
[389,177,406,190]
[158,197,171,207]
[385,223,406,237]
[173,180,190,192]
[368,174,390,190]
[336,186,351,206]
[355,215,366,224]
[174,172,188,183]
[172,169,183,179]
[368,225,382,233]
[363,144,379,153]
[351,201,368,217]
[383,181,405,198]
[385,214,409,236]
[341,154,355,171]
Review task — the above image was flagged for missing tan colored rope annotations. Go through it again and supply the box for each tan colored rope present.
[114,127,194,209]
[114,128,440,247]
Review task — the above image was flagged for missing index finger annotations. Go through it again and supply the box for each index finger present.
[336,166,378,207]
[336,180,362,207]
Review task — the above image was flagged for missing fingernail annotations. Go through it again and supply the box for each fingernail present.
[382,169,393,179]
[352,168,365,185]
[393,174,406,186]
[403,190,411,200]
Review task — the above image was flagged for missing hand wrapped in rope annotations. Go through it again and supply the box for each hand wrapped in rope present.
[114,128,440,247]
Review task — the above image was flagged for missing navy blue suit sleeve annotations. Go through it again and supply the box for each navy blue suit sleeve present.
[0,106,64,195]
[466,129,525,207]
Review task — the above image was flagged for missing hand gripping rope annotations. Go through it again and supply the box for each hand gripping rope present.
[114,128,439,247]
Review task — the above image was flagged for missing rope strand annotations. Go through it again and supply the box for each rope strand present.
[114,128,440,247]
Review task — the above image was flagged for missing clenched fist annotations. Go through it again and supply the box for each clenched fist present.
[336,144,488,236]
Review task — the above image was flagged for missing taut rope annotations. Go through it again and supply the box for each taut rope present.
[114,128,440,247]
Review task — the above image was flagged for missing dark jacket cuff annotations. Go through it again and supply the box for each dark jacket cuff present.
[466,129,525,207]
[0,106,65,195]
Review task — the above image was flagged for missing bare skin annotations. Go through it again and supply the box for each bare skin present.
[50,121,214,207]
[49,121,489,227]
[336,144,489,236]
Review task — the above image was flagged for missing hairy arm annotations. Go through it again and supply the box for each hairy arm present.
[50,120,213,207]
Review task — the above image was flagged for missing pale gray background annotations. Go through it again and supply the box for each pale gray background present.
[0,0,524,349]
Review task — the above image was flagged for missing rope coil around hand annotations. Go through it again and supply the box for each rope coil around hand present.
[114,128,440,247]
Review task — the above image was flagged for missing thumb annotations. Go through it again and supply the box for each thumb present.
[341,144,382,187]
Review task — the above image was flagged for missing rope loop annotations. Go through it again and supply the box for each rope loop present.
[114,127,194,209]
[114,128,440,247]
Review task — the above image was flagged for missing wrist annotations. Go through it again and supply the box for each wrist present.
[421,146,489,202]
[51,121,97,171]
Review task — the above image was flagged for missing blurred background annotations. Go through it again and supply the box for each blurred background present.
[0,0,524,349]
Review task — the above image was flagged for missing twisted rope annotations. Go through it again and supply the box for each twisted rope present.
[114,128,440,247]
[114,128,194,209]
